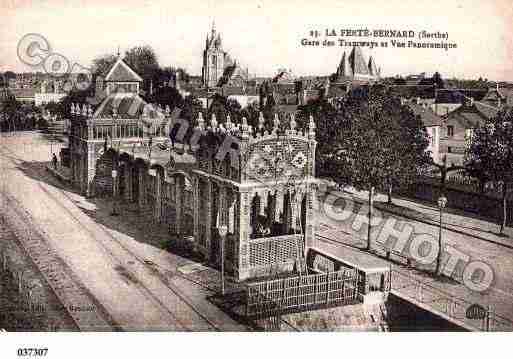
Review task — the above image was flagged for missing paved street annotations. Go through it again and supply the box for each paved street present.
[314,185,513,327]
[0,131,246,331]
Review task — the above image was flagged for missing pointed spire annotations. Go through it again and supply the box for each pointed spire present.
[290,113,296,131]
[226,114,233,131]
[273,113,280,132]
[349,46,369,75]
[210,113,218,129]
[197,112,205,129]
[258,112,265,130]
[82,103,88,116]
[308,115,316,139]
[241,117,249,138]
[70,103,75,115]
[88,104,93,117]
[368,56,378,77]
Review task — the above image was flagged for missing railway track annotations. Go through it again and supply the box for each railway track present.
[1,197,113,331]
[1,142,223,331]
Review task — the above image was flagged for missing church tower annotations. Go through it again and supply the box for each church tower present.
[202,21,226,88]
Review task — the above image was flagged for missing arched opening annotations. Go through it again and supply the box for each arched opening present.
[94,148,118,197]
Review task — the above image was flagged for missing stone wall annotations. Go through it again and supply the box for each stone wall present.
[402,181,512,226]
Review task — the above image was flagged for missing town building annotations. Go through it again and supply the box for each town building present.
[406,99,442,163]
[481,84,507,108]
[35,80,67,106]
[221,85,259,108]
[10,88,36,103]
[439,99,499,165]
[67,58,318,281]
[432,88,487,116]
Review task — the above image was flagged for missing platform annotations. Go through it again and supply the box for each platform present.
[311,236,391,274]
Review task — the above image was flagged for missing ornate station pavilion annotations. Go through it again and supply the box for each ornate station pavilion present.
[67,58,318,281]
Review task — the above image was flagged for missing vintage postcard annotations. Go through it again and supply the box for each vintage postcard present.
[0,0,512,357]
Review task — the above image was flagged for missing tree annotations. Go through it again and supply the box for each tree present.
[226,98,242,120]
[178,95,204,143]
[207,94,230,122]
[123,46,160,94]
[4,71,16,81]
[465,107,513,235]
[91,54,117,76]
[240,102,260,128]
[299,85,430,249]
[297,97,339,176]
[431,155,466,195]
[432,72,444,89]
[0,95,22,132]
[382,101,432,203]
[151,86,183,110]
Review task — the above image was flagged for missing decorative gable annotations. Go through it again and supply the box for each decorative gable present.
[104,58,143,83]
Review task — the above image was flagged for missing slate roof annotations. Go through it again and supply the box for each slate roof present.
[326,84,348,99]
[389,85,436,99]
[125,146,197,171]
[93,93,159,119]
[442,102,499,129]
[407,102,441,127]
[474,101,500,119]
[222,86,259,96]
[104,58,143,83]
[348,46,369,75]
[277,104,299,115]
[482,87,506,106]
[435,89,487,104]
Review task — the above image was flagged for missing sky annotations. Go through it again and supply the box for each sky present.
[1,0,512,81]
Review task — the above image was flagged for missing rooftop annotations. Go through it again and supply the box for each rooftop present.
[104,57,143,83]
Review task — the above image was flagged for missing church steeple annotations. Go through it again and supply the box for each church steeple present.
[211,19,216,38]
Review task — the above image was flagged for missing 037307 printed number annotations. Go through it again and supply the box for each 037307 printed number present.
[17,348,48,357]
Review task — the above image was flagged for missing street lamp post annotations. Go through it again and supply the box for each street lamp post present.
[436,196,448,276]
[111,169,119,216]
[218,224,228,296]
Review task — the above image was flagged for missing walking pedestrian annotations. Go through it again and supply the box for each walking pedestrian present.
[52,153,57,169]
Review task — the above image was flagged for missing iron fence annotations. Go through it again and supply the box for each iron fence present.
[246,269,359,319]
[390,269,513,331]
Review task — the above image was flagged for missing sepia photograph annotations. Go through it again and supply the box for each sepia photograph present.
[0,0,512,357]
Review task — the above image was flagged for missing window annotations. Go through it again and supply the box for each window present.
[431,128,437,146]
[448,147,452,153]
[465,129,473,143]
[447,125,454,137]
